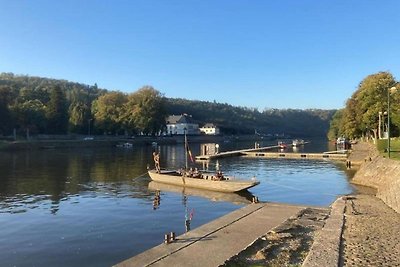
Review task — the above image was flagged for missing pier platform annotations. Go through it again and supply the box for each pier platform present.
[195,145,279,160]
[114,202,304,267]
[243,151,348,161]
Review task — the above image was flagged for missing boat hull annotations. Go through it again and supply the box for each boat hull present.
[148,170,259,193]
[148,181,254,204]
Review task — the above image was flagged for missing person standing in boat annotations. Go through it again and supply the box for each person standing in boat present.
[153,152,161,173]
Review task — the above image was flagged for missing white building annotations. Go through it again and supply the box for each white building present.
[199,123,220,135]
[165,114,200,135]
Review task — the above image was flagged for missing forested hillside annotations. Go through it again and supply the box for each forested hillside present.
[166,98,335,136]
[0,73,335,138]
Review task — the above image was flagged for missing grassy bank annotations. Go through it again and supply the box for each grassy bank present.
[377,138,400,160]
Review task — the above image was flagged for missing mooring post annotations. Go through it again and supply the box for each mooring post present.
[170,232,175,242]
[164,233,170,244]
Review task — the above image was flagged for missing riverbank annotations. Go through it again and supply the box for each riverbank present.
[228,141,400,267]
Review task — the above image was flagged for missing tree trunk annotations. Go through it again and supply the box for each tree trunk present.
[372,128,378,144]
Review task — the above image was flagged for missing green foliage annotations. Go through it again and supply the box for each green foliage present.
[11,99,46,134]
[124,86,167,135]
[69,102,91,133]
[1,72,335,138]
[46,85,69,134]
[0,72,105,136]
[327,109,343,140]
[0,85,14,135]
[328,71,399,140]
[166,98,335,136]
[92,91,128,135]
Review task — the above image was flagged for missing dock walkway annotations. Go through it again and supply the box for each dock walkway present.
[115,203,304,267]
[243,151,348,161]
[195,145,279,160]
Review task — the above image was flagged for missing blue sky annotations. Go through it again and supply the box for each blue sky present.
[1,1,399,110]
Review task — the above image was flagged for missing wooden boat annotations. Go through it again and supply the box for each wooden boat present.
[148,169,259,193]
[148,132,260,192]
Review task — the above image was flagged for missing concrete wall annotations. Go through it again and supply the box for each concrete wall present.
[351,145,400,214]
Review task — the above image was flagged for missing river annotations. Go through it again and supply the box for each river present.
[0,138,354,267]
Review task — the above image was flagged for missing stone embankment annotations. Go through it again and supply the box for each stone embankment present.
[349,142,400,213]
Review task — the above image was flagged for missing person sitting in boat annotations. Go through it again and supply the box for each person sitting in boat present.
[192,168,201,178]
[153,152,161,173]
[215,170,224,181]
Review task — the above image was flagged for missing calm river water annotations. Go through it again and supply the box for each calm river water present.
[0,139,354,267]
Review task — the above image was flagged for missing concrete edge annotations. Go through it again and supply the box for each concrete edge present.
[220,207,309,265]
[114,203,267,267]
[302,196,346,267]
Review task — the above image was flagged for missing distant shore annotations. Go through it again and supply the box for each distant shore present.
[0,134,306,151]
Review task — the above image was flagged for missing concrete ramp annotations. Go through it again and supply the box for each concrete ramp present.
[115,203,304,267]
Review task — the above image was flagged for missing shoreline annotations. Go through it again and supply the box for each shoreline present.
[114,141,400,266]
[227,141,400,267]
[0,134,269,151]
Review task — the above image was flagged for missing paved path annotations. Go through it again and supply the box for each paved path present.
[115,203,304,267]
[195,145,279,160]
[341,194,400,266]
[302,197,346,267]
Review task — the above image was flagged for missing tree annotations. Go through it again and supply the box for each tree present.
[69,102,92,134]
[327,109,343,140]
[340,98,359,138]
[124,86,167,135]
[46,85,69,134]
[91,91,128,135]
[12,100,46,135]
[328,71,399,140]
[0,85,14,135]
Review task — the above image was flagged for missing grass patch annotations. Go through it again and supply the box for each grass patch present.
[376,138,400,160]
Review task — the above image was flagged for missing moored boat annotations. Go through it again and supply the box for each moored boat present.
[116,142,133,148]
[292,139,305,147]
[278,141,287,149]
[148,131,259,192]
[148,181,255,204]
[148,169,259,193]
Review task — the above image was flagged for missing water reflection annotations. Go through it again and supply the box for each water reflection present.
[148,181,254,205]
[152,189,161,210]
[0,148,154,214]
[0,140,354,267]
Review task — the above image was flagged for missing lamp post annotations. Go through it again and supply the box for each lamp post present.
[387,86,397,158]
